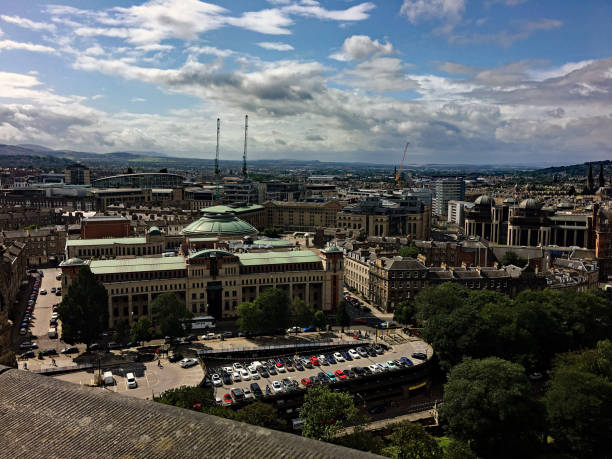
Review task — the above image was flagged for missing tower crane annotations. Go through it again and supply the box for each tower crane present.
[395,141,410,189]
[214,117,221,203]
[242,114,248,179]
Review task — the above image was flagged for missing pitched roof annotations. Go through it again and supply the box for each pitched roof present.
[89,256,186,274]
[0,366,376,459]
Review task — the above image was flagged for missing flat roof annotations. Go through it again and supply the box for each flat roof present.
[201,204,264,213]
[67,237,147,246]
[90,256,185,274]
[238,250,321,266]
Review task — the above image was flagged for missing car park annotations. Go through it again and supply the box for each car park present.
[325,354,336,365]
[309,356,320,366]
[301,377,312,387]
[411,352,427,360]
[349,349,360,359]
[180,358,198,368]
[250,382,263,398]
[333,352,345,362]
[126,373,137,389]
[232,372,241,382]
[211,374,222,386]
[230,387,245,401]
[356,347,368,357]
[223,393,233,403]
[317,355,328,365]
[240,369,250,381]
[334,370,347,380]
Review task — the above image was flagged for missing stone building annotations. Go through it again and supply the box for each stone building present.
[594,205,612,281]
[0,227,66,266]
[264,200,342,232]
[370,257,428,310]
[66,226,165,259]
[0,241,27,314]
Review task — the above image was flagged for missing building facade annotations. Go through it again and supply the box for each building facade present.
[0,241,27,314]
[66,227,165,259]
[433,178,465,217]
[264,200,342,232]
[61,248,344,327]
[92,173,185,189]
[447,200,474,226]
[81,215,132,239]
[0,227,66,266]
[64,164,91,185]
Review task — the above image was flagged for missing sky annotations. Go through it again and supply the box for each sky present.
[0,0,611,165]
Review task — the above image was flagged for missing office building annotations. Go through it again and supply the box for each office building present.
[433,178,465,217]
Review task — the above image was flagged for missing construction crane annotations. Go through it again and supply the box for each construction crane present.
[242,114,248,179]
[395,141,410,189]
[214,117,221,203]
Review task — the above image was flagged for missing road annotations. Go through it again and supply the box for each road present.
[209,337,431,400]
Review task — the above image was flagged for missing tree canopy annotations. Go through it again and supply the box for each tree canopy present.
[301,386,364,441]
[393,300,417,325]
[151,292,192,338]
[57,266,109,350]
[290,298,315,328]
[440,357,540,458]
[336,300,351,331]
[237,288,291,334]
[130,317,153,343]
[545,340,612,458]
[314,310,327,330]
[398,246,419,258]
[500,251,527,267]
[381,421,443,459]
[112,317,130,344]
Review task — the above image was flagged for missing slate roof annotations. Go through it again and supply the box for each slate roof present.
[0,366,378,459]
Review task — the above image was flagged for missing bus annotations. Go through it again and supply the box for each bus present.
[182,316,216,331]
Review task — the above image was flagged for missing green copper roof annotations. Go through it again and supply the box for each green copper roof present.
[182,212,258,238]
[251,238,293,248]
[189,249,235,259]
[200,204,264,214]
[90,256,186,275]
[238,250,321,266]
[60,257,86,266]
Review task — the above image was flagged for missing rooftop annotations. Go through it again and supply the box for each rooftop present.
[89,256,186,274]
[201,204,264,214]
[238,250,322,266]
[67,237,147,246]
[0,366,373,459]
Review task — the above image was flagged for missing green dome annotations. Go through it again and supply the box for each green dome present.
[61,257,85,266]
[148,226,161,235]
[182,212,258,239]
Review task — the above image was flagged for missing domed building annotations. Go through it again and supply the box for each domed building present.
[182,211,258,240]
[464,195,495,241]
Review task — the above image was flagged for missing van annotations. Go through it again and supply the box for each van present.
[103,371,114,386]
[291,418,304,430]
[48,328,57,339]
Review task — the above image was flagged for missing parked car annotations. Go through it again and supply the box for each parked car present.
[301,377,312,387]
[230,387,245,401]
[356,347,368,358]
[411,352,427,361]
[51,287,56,293]
[20,350,35,359]
[180,358,198,368]
[240,369,251,381]
[287,326,301,333]
[168,352,183,363]
[326,372,337,382]
[399,356,413,366]
[353,317,367,324]
[211,374,222,386]
[333,352,345,362]
[250,382,263,398]
[349,349,360,359]
[232,372,241,382]
[126,373,137,389]
[223,393,233,403]
[303,325,316,332]
[60,346,79,354]
[317,355,328,366]
[309,356,320,366]
[281,378,294,392]
[272,380,283,393]
[334,370,347,380]
[40,289,47,295]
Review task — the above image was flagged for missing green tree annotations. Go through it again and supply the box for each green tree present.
[112,317,130,344]
[290,298,315,328]
[236,401,285,430]
[237,288,291,334]
[545,340,612,458]
[151,292,192,338]
[336,300,351,332]
[130,317,153,343]
[314,310,327,330]
[301,386,364,441]
[382,421,443,459]
[157,385,214,410]
[398,246,419,258]
[262,227,282,238]
[333,427,383,455]
[443,439,477,459]
[57,266,109,351]
[393,300,417,325]
[500,251,527,267]
[440,357,540,458]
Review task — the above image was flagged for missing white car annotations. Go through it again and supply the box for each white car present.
[126,373,137,389]
[251,361,263,369]
[248,366,260,380]
[211,374,222,387]
[349,349,360,359]
[287,326,301,333]
[333,352,345,362]
[232,372,241,382]
[233,362,243,371]
[179,358,198,368]
[369,364,380,374]
[243,388,253,399]
[223,366,233,374]
[318,355,328,365]
[240,369,251,381]
[40,289,47,295]
[51,313,58,320]
[276,363,286,373]
[272,380,283,393]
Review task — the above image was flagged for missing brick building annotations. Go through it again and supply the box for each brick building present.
[81,215,132,239]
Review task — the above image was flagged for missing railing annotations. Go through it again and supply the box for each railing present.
[198,340,370,357]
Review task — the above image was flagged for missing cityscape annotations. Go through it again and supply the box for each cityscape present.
[1,1,611,459]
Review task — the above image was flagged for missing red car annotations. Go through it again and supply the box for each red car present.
[334,370,347,380]
[353,317,367,324]
[309,356,320,366]
[301,377,312,387]
[223,393,232,403]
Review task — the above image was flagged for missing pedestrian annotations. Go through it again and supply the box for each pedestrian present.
[23,362,27,371]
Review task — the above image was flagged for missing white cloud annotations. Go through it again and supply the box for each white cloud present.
[528,60,595,81]
[228,9,293,35]
[257,42,294,51]
[400,0,465,24]
[0,15,56,32]
[131,97,146,102]
[330,35,393,61]
[91,94,105,100]
[188,45,234,57]
[283,2,375,21]
[0,40,56,54]
[84,44,105,56]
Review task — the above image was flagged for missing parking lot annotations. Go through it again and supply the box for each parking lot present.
[208,338,431,402]
[54,358,204,399]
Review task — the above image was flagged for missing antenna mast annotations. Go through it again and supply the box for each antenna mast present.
[242,114,248,179]
[215,117,220,203]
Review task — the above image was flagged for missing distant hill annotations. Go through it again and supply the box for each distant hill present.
[525,160,612,177]
[17,144,55,152]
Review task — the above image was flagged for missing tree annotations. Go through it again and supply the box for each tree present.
[440,357,540,458]
[381,421,443,459]
[235,401,285,430]
[113,318,130,344]
[130,317,153,343]
[500,251,527,267]
[237,288,291,334]
[336,300,350,332]
[151,292,192,338]
[333,427,383,455]
[57,266,109,351]
[398,246,419,258]
[393,300,416,325]
[545,340,612,458]
[443,439,477,459]
[314,310,327,330]
[301,386,364,441]
[290,298,315,328]
[262,227,282,238]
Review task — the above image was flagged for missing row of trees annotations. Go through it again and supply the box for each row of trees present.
[58,267,193,349]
